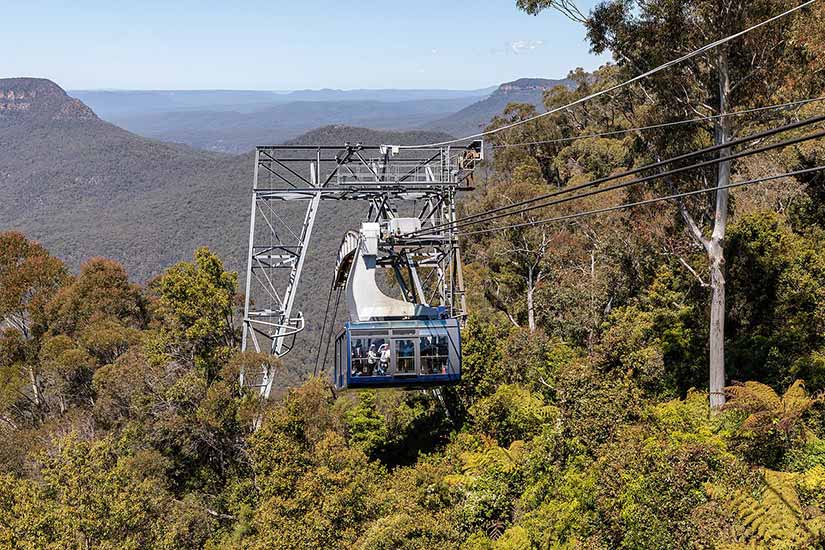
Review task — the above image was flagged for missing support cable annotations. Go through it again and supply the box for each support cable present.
[313,278,336,377]
[493,96,825,149]
[411,114,825,236]
[320,287,343,375]
[442,129,825,232]
[391,0,815,150]
[457,166,825,237]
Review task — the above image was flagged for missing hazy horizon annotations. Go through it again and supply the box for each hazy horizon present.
[63,84,504,93]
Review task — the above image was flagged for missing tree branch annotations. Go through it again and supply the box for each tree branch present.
[662,248,710,288]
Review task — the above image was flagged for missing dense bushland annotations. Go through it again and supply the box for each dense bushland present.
[3,1,825,547]
[2,190,825,548]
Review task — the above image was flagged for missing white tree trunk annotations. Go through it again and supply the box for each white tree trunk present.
[709,50,732,410]
[526,266,537,333]
[28,364,42,408]
[708,240,727,409]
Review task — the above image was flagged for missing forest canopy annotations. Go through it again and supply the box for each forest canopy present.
[2,0,825,548]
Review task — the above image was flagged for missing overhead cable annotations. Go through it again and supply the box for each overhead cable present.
[492,97,825,149]
[391,0,816,150]
[457,166,825,237]
[417,128,825,234]
[410,113,825,236]
[313,278,337,377]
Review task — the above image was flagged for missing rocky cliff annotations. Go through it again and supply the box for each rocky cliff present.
[493,77,573,96]
[0,78,97,126]
[428,77,575,136]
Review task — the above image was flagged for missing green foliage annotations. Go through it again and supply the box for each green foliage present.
[711,469,825,549]
[724,380,824,467]
[0,231,67,340]
[47,258,146,336]
[3,222,825,548]
[230,381,387,550]
[78,319,142,365]
[344,391,389,458]
[445,439,528,536]
[553,136,629,184]
[457,316,507,404]
[469,384,554,447]
[153,247,239,381]
[354,512,461,550]
[0,434,215,549]
[727,212,825,390]
[491,525,530,550]
[784,436,825,473]
[554,358,643,448]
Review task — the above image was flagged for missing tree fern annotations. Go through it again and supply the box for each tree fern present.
[710,468,825,548]
[724,380,823,445]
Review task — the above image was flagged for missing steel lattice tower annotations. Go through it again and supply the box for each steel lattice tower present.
[240,142,482,398]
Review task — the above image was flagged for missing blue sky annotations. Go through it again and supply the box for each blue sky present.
[3,0,607,90]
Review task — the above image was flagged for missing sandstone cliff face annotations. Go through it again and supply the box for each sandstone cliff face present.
[0,78,96,124]
[493,78,574,96]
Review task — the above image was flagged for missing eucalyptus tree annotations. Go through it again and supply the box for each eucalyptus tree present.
[0,232,67,418]
[517,0,817,407]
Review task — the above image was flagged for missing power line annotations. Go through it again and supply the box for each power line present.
[492,97,825,149]
[320,287,343,375]
[420,128,825,234]
[410,113,825,236]
[457,166,825,237]
[391,0,816,150]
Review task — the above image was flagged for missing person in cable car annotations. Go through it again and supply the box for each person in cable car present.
[366,344,377,376]
[352,344,363,376]
[377,343,390,375]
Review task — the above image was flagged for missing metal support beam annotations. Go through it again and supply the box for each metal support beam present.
[240,141,481,395]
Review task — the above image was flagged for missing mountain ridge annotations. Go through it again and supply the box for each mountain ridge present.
[66,78,571,153]
[1,77,98,126]
[105,97,477,153]
[427,76,575,137]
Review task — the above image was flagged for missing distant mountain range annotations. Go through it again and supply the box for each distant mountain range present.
[0,77,459,371]
[70,87,499,117]
[67,78,572,153]
[0,75,571,373]
[101,98,481,153]
[428,77,574,137]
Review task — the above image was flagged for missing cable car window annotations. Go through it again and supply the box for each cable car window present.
[351,336,388,377]
[394,339,416,375]
[420,335,449,374]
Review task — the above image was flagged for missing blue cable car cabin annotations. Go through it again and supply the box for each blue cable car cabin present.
[334,318,461,390]
[330,220,465,390]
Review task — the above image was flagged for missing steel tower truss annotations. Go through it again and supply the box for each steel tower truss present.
[240,142,482,398]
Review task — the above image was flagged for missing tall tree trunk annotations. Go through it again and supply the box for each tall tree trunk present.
[526,266,537,333]
[589,249,596,351]
[28,364,41,407]
[709,49,732,410]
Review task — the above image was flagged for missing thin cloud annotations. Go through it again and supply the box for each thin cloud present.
[509,40,544,54]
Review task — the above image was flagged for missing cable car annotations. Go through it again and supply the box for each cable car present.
[334,318,461,389]
[332,221,462,390]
